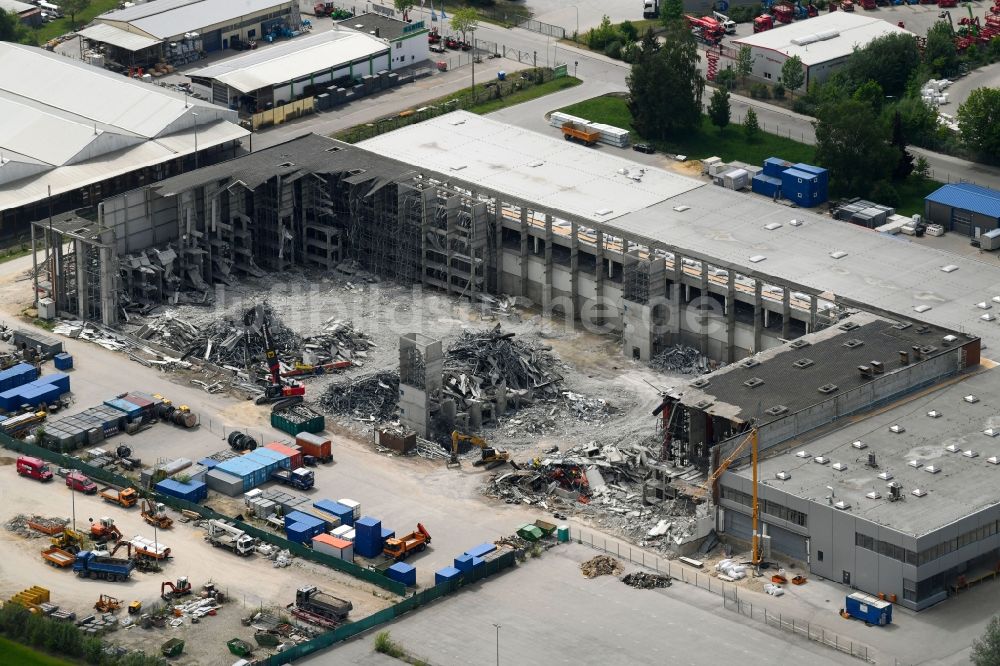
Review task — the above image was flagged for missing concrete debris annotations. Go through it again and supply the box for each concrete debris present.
[5,514,68,538]
[621,572,672,589]
[649,345,710,375]
[320,371,400,422]
[580,555,624,578]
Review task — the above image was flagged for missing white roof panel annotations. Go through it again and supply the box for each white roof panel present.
[733,13,913,66]
[189,30,388,94]
[358,111,702,223]
[78,23,162,51]
[0,0,36,13]
[99,0,290,39]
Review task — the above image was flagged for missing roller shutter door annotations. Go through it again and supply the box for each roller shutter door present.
[202,29,221,52]
[767,524,808,561]
[724,509,753,541]
[952,209,972,236]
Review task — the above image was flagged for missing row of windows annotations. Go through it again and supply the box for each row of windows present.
[855,533,918,565]
[856,521,1000,566]
[216,10,289,35]
[720,487,807,527]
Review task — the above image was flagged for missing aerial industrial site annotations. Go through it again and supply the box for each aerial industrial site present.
[1,0,999,664]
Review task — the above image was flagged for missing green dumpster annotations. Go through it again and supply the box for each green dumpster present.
[517,523,544,542]
[533,519,557,536]
[161,638,184,658]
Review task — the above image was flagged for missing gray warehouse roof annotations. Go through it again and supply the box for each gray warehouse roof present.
[97,0,289,40]
[338,12,428,40]
[730,366,1000,537]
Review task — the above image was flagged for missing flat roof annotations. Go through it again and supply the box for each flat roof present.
[357,113,1000,353]
[188,30,388,94]
[925,182,1000,219]
[98,0,289,40]
[669,312,965,424]
[733,13,912,66]
[78,23,162,51]
[339,12,429,40]
[730,367,1000,537]
[358,111,704,223]
[0,0,36,13]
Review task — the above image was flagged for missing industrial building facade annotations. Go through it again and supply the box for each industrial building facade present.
[924,182,1000,237]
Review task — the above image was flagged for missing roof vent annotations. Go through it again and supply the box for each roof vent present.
[924,465,941,474]
[981,314,995,322]
[945,443,960,453]
[795,450,811,459]
[858,365,874,378]
[976,303,991,310]
[843,339,864,349]
[743,377,765,388]
[832,462,847,471]
[775,471,791,480]
[892,322,912,331]
[852,440,867,450]
[963,450,979,458]
[985,428,1000,437]
[965,395,980,404]
[941,265,959,273]
[870,361,885,374]
[764,222,782,230]
[693,399,714,410]
[793,358,815,369]
[908,460,922,468]
[814,456,830,465]
[866,490,882,500]
[994,295,1000,304]
[830,250,848,259]
[325,146,341,153]
[839,321,860,331]
[988,456,999,465]
[818,383,839,394]
[742,358,760,368]
[789,219,803,227]
[672,205,691,212]
[889,424,905,434]
[789,339,811,349]
[834,500,851,510]
[690,378,710,389]
[878,470,893,481]
[749,255,766,263]
[278,161,295,168]
[927,410,941,418]
[765,405,788,416]
[914,305,932,313]
[912,488,927,497]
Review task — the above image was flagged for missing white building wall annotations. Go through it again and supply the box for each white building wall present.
[389,33,429,68]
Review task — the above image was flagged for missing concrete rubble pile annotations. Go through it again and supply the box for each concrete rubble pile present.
[5,514,67,538]
[649,345,709,374]
[320,371,400,422]
[621,572,672,589]
[580,555,624,578]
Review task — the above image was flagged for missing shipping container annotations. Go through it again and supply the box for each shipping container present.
[313,500,354,527]
[845,592,892,625]
[37,372,70,393]
[353,516,382,558]
[312,533,354,561]
[338,499,361,521]
[265,442,302,469]
[381,527,395,541]
[206,469,246,496]
[331,525,355,542]
[386,562,416,587]
[285,522,313,544]
[435,566,461,585]
[53,352,73,370]
[295,432,333,462]
[198,457,219,469]
[285,510,323,530]
[751,174,782,198]
[155,478,207,503]
[763,157,792,178]
[104,398,142,420]
[454,554,483,574]
[465,543,497,559]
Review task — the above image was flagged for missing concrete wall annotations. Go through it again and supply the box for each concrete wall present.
[390,32,429,67]
[98,188,179,256]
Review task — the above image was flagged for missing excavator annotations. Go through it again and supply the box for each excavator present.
[447,430,511,470]
[141,499,173,529]
[243,305,306,405]
[161,576,192,600]
[89,517,123,544]
[51,527,88,554]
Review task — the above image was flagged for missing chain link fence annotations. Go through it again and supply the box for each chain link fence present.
[572,528,876,663]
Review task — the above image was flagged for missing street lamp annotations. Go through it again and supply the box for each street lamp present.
[470,29,477,103]
[192,112,199,169]
[492,623,501,666]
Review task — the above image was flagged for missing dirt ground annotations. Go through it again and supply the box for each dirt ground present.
[0,460,393,666]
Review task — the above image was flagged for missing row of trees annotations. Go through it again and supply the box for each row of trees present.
[627,26,704,141]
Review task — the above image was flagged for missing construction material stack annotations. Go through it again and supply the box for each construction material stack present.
[313,500,354,527]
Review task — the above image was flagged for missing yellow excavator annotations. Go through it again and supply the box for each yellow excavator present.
[447,430,510,470]
[50,528,88,554]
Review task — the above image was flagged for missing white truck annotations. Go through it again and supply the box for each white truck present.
[206,519,256,556]
[643,0,659,19]
[713,11,737,34]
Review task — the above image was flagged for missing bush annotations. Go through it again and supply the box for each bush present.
[773,83,785,99]
[619,19,638,41]
[621,41,640,63]
[715,68,736,90]
[870,180,900,207]
[375,631,405,658]
[750,82,770,99]
[604,39,623,60]
[792,98,814,115]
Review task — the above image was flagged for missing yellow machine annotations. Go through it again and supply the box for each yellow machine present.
[50,528,87,554]
[128,600,143,615]
[447,430,510,469]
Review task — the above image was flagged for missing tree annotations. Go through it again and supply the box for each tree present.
[736,45,753,86]
[392,0,414,15]
[660,0,684,26]
[973,615,1000,666]
[870,180,900,207]
[957,87,1000,161]
[852,79,884,113]
[744,107,760,140]
[913,155,931,179]
[619,20,638,42]
[814,99,894,197]
[715,67,736,90]
[924,21,960,77]
[57,0,90,27]
[627,24,703,140]
[0,9,36,44]
[890,111,914,182]
[845,33,920,98]
[780,55,805,97]
[450,7,479,44]
[587,15,617,51]
[708,88,731,131]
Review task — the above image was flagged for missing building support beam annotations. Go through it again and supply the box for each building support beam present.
[753,279,763,354]
[782,288,791,340]
[543,213,553,310]
[726,270,737,363]
[672,253,683,344]
[594,228,605,325]
[569,220,580,321]
[519,207,529,297]
[700,261,710,356]
[809,295,818,333]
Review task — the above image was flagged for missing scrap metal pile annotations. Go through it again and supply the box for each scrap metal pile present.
[5,514,68,538]
[319,371,400,422]
[621,572,672,589]
[580,555,623,578]
[649,345,709,374]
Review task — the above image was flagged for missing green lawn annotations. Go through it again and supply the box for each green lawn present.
[471,75,581,115]
[0,637,75,666]
[894,176,944,217]
[32,0,120,44]
[558,95,816,165]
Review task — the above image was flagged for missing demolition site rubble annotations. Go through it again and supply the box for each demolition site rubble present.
[649,345,710,375]
[621,572,672,589]
[580,555,624,578]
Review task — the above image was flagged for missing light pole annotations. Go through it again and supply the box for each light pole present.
[470,30,476,103]
[492,623,501,666]
[192,112,199,169]
[70,468,76,531]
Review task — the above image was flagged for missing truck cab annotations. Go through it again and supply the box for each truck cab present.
[643,0,660,19]
[66,471,97,494]
[16,455,53,481]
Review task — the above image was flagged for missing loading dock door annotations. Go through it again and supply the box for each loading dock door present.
[202,29,221,52]
[767,524,808,561]
[724,509,753,541]
[952,209,972,236]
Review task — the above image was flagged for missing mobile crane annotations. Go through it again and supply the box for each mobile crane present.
[447,430,511,469]
[243,305,305,405]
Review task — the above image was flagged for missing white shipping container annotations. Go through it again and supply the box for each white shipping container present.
[338,499,361,520]
[244,489,263,506]
[331,525,355,542]
[702,156,722,174]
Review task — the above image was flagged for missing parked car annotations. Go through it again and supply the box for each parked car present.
[632,143,655,154]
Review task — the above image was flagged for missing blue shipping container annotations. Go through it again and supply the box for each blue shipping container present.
[381,528,395,541]
[845,593,892,625]
[313,500,354,527]
[435,566,461,585]
[156,479,208,503]
[53,353,73,370]
[284,510,322,529]
[0,387,21,411]
[763,157,791,178]
[752,174,782,198]
[285,522,313,544]
[354,517,382,558]
[104,398,142,419]
[465,543,496,559]
[198,457,219,469]
[387,562,416,587]
[38,372,70,392]
[454,554,475,574]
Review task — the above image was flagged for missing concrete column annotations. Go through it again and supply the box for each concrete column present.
[569,221,580,321]
[594,228,605,297]
[726,271,736,363]
[809,295,818,333]
[445,197,458,294]
[700,261,710,356]
[519,207,529,297]
[672,253,683,342]
[782,288,791,340]
[753,279,763,354]
[30,223,38,309]
[494,201,504,294]
[543,213,553,310]
[75,239,87,319]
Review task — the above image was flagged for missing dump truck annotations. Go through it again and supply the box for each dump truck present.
[141,500,174,529]
[288,586,352,627]
[100,486,138,508]
[384,523,431,561]
[206,519,256,556]
[41,546,76,568]
[561,121,601,146]
[73,550,135,582]
[270,467,315,490]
